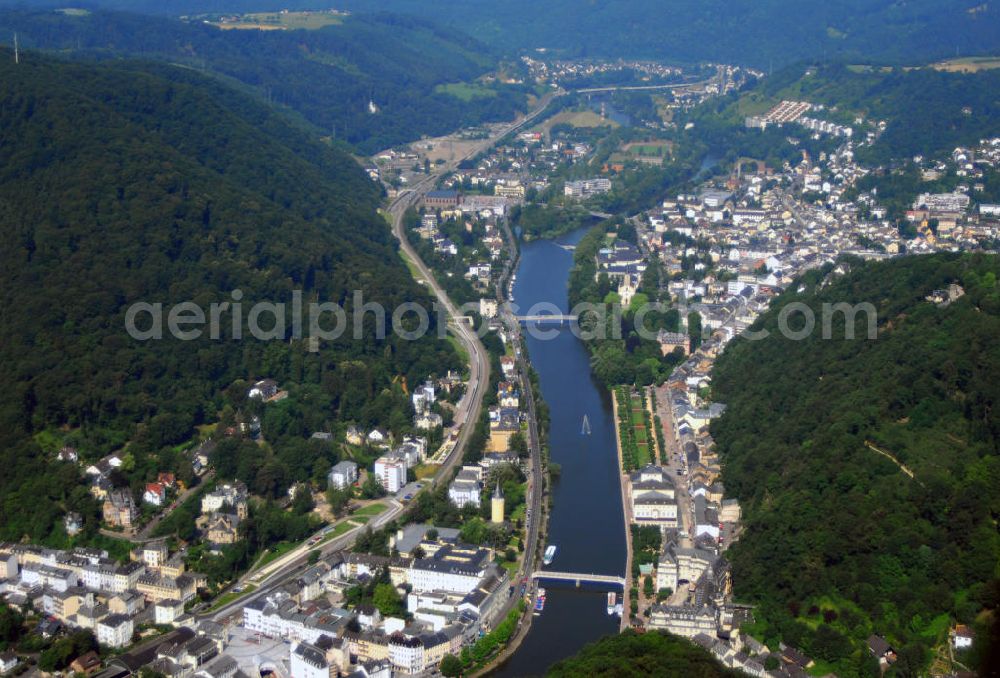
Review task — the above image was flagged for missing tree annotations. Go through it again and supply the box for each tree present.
[643,575,655,598]
[326,487,351,518]
[459,517,489,545]
[372,583,404,617]
[360,475,386,499]
[440,653,463,677]
[0,605,23,646]
[292,486,314,515]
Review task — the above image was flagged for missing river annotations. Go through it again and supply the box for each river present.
[494,227,625,676]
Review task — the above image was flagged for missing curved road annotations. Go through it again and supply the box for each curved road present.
[201,93,559,623]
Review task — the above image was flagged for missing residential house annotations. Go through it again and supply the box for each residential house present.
[328,461,359,491]
[487,407,520,453]
[206,514,241,546]
[346,426,364,446]
[69,651,102,676]
[414,412,443,430]
[97,613,134,648]
[143,482,167,506]
[247,379,279,400]
[103,490,138,529]
[448,467,482,509]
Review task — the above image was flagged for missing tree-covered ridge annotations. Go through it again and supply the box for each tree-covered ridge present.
[12,0,1000,67]
[0,9,527,153]
[0,52,458,543]
[546,630,743,677]
[711,253,1000,674]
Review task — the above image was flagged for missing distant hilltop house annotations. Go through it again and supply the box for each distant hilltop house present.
[925,283,965,307]
[247,378,279,400]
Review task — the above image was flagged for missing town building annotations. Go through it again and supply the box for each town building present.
[374,455,407,494]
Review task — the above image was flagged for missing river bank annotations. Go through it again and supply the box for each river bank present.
[611,389,634,633]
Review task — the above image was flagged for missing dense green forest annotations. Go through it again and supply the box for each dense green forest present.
[689,62,1000,166]
[711,253,1000,675]
[546,630,743,677]
[0,52,458,545]
[10,0,1000,67]
[0,8,527,153]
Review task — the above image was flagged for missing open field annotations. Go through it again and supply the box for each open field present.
[434,82,498,101]
[409,136,485,165]
[535,108,619,138]
[208,10,345,31]
[622,140,671,156]
[930,56,1000,73]
[353,502,387,517]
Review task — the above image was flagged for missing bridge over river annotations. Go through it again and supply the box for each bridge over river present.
[517,314,579,323]
[531,570,626,588]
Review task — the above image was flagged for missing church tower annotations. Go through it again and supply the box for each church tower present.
[490,481,505,524]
